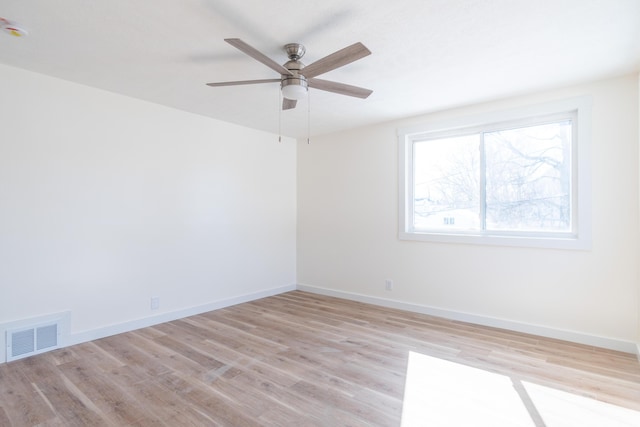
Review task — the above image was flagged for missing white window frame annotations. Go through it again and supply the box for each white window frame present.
[398,97,592,250]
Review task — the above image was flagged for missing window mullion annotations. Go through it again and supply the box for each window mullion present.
[479,132,487,231]
[410,140,417,232]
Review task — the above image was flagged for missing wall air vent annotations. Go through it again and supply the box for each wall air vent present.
[6,320,62,362]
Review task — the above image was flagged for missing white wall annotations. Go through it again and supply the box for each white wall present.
[0,64,297,361]
[1,63,637,360]
[298,74,639,352]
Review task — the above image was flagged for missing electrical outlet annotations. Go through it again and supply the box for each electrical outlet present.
[385,280,393,291]
[151,296,160,310]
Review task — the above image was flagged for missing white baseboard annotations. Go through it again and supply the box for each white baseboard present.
[1,284,295,363]
[4,283,637,364]
[67,284,296,348]
[297,284,639,356]
[0,285,296,363]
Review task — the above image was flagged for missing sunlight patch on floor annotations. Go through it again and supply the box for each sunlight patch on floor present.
[401,351,640,427]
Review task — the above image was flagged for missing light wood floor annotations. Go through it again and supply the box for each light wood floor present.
[1,291,639,426]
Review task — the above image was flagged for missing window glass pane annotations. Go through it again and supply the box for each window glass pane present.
[484,121,571,232]
[413,134,481,230]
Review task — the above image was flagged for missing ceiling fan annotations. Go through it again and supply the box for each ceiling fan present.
[206,39,373,110]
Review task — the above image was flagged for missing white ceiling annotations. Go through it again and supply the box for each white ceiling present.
[1,0,639,138]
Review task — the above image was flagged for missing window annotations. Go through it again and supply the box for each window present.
[398,97,591,249]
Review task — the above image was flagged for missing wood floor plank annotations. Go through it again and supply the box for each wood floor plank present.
[1,290,639,426]
[0,359,57,426]
[56,358,159,425]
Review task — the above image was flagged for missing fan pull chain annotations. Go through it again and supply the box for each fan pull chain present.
[278,87,282,143]
[307,90,311,144]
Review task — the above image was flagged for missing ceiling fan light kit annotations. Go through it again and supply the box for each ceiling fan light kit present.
[206,38,372,111]
[281,77,308,100]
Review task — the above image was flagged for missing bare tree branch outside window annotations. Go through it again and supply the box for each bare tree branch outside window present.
[413,120,572,233]
[485,121,571,231]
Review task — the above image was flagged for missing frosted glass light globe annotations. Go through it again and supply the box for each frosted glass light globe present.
[282,83,308,100]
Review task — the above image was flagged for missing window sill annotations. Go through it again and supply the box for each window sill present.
[399,230,591,250]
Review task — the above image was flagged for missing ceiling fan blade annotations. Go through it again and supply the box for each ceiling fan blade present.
[206,78,280,87]
[308,78,373,99]
[301,42,371,79]
[225,38,293,76]
[282,98,297,110]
